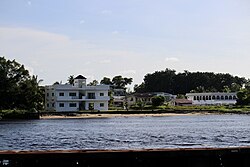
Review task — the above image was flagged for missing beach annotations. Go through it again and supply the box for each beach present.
[40,112,209,119]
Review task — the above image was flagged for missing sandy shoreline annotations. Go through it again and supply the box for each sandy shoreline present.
[40,112,210,119]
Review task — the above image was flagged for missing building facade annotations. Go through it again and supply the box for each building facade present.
[45,75,110,112]
[127,92,176,107]
[186,92,237,105]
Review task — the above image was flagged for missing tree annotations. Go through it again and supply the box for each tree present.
[143,68,176,93]
[0,57,43,110]
[53,81,60,85]
[237,88,250,105]
[100,77,112,85]
[112,75,133,89]
[151,96,165,107]
[68,75,74,84]
[135,68,247,94]
[88,80,99,86]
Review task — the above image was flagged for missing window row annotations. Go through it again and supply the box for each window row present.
[57,103,105,108]
[193,95,237,101]
[59,92,77,96]
[47,93,54,97]
[58,92,105,97]
[59,103,77,107]
[47,103,55,107]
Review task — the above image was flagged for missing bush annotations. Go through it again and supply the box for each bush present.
[152,96,165,106]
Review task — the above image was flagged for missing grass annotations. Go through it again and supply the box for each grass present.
[108,105,250,114]
[0,109,39,120]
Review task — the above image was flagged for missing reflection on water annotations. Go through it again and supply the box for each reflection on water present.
[1,114,250,150]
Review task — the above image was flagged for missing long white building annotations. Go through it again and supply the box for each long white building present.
[186,92,237,105]
[45,75,110,112]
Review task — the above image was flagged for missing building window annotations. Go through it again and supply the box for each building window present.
[69,92,77,96]
[193,96,196,100]
[100,93,104,96]
[100,103,105,107]
[87,93,96,99]
[47,103,49,107]
[47,93,49,97]
[59,103,64,107]
[52,93,54,96]
[52,103,55,107]
[59,92,64,96]
[69,103,77,107]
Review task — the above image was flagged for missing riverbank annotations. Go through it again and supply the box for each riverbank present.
[40,112,206,119]
[1,105,250,120]
[0,110,39,120]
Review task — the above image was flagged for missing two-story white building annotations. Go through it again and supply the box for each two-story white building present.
[45,75,110,112]
[186,92,237,105]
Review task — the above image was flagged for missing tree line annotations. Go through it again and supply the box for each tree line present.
[0,57,44,110]
[134,68,247,94]
[67,75,133,89]
[1,56,250,111]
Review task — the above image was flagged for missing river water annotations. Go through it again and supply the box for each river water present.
[1,114,250,150]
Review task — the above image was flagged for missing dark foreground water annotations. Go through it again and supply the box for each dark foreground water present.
[1,114,250,150]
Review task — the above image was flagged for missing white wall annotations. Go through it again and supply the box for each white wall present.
[56,90,79,100]
[55,102,79,112]
[186,93,237,105]
[46,84,110,112]
[85,101,108,111]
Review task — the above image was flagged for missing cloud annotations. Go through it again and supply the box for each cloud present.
[120,70,136,75]
[112,31,119,35]
[165,57,179,62]
[80,19,85,24]
[101,10,112,15]
[99,59,111,64]
[27,1,31,6]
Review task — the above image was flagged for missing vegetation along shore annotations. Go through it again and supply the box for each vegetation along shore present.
[1,105,250,120]
[1,57,250,120]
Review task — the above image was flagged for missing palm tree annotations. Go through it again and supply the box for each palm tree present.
[68,75,74,84]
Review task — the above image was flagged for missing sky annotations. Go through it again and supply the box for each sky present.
[0,0,250,87]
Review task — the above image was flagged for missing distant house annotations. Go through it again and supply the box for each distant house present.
[172,99,193,106]
[186,92,237,105]
[112,89,126,107]
[127,92,175,106]
[45,75,110,112]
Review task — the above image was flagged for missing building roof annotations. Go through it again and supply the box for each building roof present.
[131,93,156,98]
[75,75,86,79]
[186,92,237,96]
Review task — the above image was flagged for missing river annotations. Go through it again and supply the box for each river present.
[1,114,250,150]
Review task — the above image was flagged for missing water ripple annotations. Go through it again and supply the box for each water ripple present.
[1,114,250,150]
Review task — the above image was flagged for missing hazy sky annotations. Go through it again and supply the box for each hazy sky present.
[1,0,250,86]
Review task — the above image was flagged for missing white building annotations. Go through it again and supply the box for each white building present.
[45,75,110,112]
[186,92,237,105]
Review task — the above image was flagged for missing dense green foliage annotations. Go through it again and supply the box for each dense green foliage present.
[135,68,246,94]
[0,57,44,110]
[237,81,250,105]
[151,96,165,106]
[101,75,133,89]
